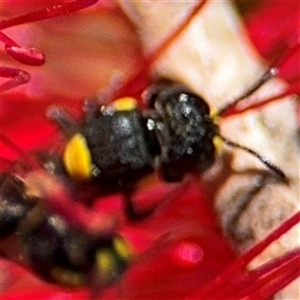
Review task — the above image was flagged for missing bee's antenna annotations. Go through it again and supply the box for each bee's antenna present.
[216,39,300,117]
[219,135,288,183]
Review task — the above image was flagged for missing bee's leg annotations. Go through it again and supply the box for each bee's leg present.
[123,180,189,221]
[123,190,155,221]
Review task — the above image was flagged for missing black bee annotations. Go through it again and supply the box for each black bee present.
[0,172,132,289]
[46,61,287,221]
[48,86,217,184]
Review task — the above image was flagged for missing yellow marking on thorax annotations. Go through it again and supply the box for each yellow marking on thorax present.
[112,97,137,111]
[63,133,93,181]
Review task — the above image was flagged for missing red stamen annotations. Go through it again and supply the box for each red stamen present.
[0,31,45,66]
[0,66,31,92]
[0,1,99,30]
[113,0,209,99]
[188,212,300,299]
[240,249,300,299]
[5,46,45,66]
[0,31,19,47]
[210,248,300,299]
[0,132,40,170]
[0,0,101,66]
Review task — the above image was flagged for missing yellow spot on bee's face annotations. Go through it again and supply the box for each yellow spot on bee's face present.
[63,133,92,181]
[113,237,132,261]
[210,109,220,124]
[112,97,137,111]
[213,136,224,154]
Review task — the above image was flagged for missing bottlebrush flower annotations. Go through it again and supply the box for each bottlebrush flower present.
[0,1,299,300]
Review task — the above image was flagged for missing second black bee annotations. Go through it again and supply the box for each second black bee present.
[0,172,132,288]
